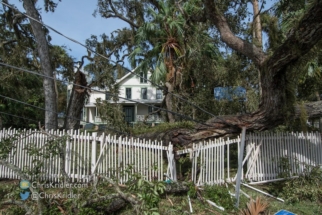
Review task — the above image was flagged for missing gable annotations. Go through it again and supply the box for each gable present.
[116,71,150,86]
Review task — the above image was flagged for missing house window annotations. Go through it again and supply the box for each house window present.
[141,88,147,99]
[126,88,131,99]
[140,72,147,83]
[156,89,162,99]
[105,92,110,100]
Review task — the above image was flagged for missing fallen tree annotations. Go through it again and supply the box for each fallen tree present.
[137,0,322,146]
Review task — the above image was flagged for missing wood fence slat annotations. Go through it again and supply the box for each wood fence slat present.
[1,128,321,185]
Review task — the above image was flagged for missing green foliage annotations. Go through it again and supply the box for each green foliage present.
[276,156,294,179]
[95,99,129,134]
[281,165,322,203]
[187,182,198,199]
[127,175,165,214]
[0,134,18,160]
[203,184,235,211]
[267,163,322,204]
[0,3,76,129]
[131,121,195,135]
[1,205,25,215]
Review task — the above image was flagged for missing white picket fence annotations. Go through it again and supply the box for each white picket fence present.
[176,137,241,186]
[1,128,321,185]
[0,128,169,183]
[245,132,322,183]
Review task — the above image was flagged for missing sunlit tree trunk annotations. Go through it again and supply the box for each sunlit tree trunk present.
[23,0,57,130]
[252,0,262,48]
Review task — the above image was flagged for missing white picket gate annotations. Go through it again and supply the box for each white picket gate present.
[245,132,322,183]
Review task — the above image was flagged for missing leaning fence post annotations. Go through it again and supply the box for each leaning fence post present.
[91,132,97,175]
[235,127,246,208]
[166,143,177,182]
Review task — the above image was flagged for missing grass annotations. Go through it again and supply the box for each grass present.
[1,179,322,214]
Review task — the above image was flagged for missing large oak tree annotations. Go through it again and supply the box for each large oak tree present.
[71,0,322,144]
[167,0,322,143]
[131,0,322,145]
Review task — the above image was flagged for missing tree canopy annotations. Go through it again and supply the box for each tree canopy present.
[0,0,322,144]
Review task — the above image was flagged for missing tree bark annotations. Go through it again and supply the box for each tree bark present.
[205,0,322,124]
[23,0,57,130]
[64,70,88,130]
[138,100,322,147]
[165,82,175,123]
[252,0,263,97]
[80,182,191,214]
[252,0,262,48]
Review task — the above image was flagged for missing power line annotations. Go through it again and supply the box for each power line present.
[0,62,213,127]
[1,1,217,119]
[0,95,128,135]
[0,111,40,124]
[0,94,56,115]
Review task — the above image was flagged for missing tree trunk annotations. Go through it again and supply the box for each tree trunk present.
[319,118,322,133]
[165,82,175,123]
[80,182,191,214]
[23,0,57,130]
[137,100,322,147]
[252,0,263,97]
[252,0,262,48]
[137,0,322,145]
[161,0,322,140]
[64,71,88,130]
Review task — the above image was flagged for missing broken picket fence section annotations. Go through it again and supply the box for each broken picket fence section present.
[1,128,321,185]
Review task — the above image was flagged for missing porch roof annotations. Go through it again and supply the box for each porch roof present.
[117,99,162,104]
[84,99,162,107]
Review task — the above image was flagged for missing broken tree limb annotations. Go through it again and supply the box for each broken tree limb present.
[164,181,191,193]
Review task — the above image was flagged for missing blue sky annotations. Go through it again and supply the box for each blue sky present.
[14,0,129,62]
[12,0,276,66]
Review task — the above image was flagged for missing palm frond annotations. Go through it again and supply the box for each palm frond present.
[240,197,269,215]
[151,57,167,83]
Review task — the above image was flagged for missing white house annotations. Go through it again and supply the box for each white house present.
[82,71,164,126]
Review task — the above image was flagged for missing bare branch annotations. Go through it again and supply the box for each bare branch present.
[202,0,267,66]
[103,0,139,28]
[100,176,139,205]
[265,0,322,75]
[75,55,94,70]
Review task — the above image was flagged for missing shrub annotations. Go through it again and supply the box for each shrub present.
[203,184,235,211]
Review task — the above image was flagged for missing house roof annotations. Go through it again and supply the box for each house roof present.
[115,71,134,84]
[115,70,152,85]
